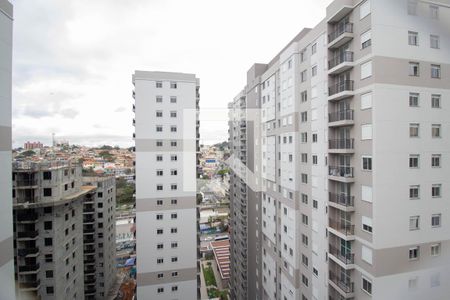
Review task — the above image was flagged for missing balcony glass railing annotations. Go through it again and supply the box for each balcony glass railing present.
[329,244,355,264]
[329,110,354,123]
[329,139,354,150]
[329,166,354,178]
[329,80,354,96]
[329,218,355,236]
[329,193,354,207]
[328,51,354,69]
[328,23,354,43]
[329,270,354,293]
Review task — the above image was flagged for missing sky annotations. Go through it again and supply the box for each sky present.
[11,0,333,148]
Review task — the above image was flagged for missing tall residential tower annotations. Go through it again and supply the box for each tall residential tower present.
[0,1,15,299]
[133,71,200,299]
[229,1,450,299]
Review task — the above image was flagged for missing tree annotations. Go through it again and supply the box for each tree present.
[21,150,35,157]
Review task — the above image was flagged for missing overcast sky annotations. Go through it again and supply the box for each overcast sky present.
[11,0,333,148]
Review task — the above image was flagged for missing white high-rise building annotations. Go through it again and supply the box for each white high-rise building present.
[0,1,15,299]
[132,71,200,299]
[229,1,450,299]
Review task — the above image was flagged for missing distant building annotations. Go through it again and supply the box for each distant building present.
[0,0,16,299]
[24,141,44,150]
[82,176,117,299]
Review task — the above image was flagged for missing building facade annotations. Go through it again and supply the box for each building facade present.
[133,71,200,299]
[82,176,117,299]
[229,0,450,299]
[0,1,15,299]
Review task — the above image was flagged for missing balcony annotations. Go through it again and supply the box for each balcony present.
[329,110,354,127]
[84,237,95,244]
[329,166,354,182]
[329,271,354,296]
[15,195,39,205]
[18,279,40,291]
[328,139,354,154]
[329,218,355,237]
[83,228,95,234]
[18,263,40,274]
[84,248,95,254]
[84,266,96,274]
[328,80,354,101]
[15,179,38,188]
[84,277,96,284]
[328,23,353,49]
[17,247,40,257]
[328,52,354,74]
[16,212,38,223]
[83,207,95,214]
[17,231,39,240]
[329,193,354,211]
[329,244,355,265]
[84,257,96,264]
[85,288,96,295]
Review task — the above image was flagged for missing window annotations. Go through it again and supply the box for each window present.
[156,81,162,88]
[312,65,317,77]
[47,286,54,295]
[431,64,441,78]
[156,214,163,220]
[312,155,318,165]
[171,184,177,191]
[157,200,163,206]
[156,140,163,147]
[432,214,441,227]
[432,154,441,167]
[43,188,52,197]
[409,246,419,260]
[156,125,163,132]
[361,124,373,140]
[301,194,308,204]
[409,216,420,230]
[157,243,164,250]
[157,273,164,279]
[302,274,309,287]
[301,174,308,184]
[44,221,52,230]
[313,200,318,209]
[302,254,308,266]
[301,70,307,82]
[301,132,308,143]
[301,91,307,102]
[410,123,419,137]
[156,96,163,103]
[46,270,54,278]
[156,111,163,117]
[172,271,178,277]
[407,0,417,15]
[157,258,164,264]
[156,170,163,176]
[171,169,178,176]
[171,213,177,219]
[430,35,440,49]
[170,126,177,132]
[45,254,53,262]
[408,31,419,46]
[430,4,439,19]
[301,112,308,123]
[172,286,178,292]
[171,199,177,205]
[157,229,163,234]
[302,234,308,246]
[360,0,371,19]
[431,243,441,256]
[311,43,317,55]
[312,134,318,143]
[409,155,419,168]
[171,242,178,248]
[171,228,177,233]
[171,257,178,262]
[361,92,372,109]
[361,30,372,49]
[156,155,163,161]
[362,156,372,171]
[171,155,177,161]
[171,140,177,147]
[43,171,52,180]
[432,124,441,138]
[170,96,177,103]
[170,82,177,89]
[362,277,372,295]
[409,93,419,107]
[409,62,420,76]
[302,214,308,225]
[300,49,306,62]
[431,94,441,108]
[156,185,163,191]
[45,238,53,246]
[362,216,373,233]
[409,185,419,199]
[157,287,164,293]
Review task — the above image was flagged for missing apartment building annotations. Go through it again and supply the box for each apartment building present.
[229,0,450,299]
[82,176,117,299]
[132,71,200,299]
[12,161,88,300]
[0,1,15,299]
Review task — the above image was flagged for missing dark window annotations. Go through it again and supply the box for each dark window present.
[44,238,53,246]
[98,192,103,198]
[98,203,103,208]
[46,286,54,294]
[65,214,69,221]
[64,184,68,191]
[43,188,52,197]
[45,254,53,262]
[43,171,52,180]
[71,181,74,188]
[44,207,52,214]
[46,270,53,278]
[44,221,52,230]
